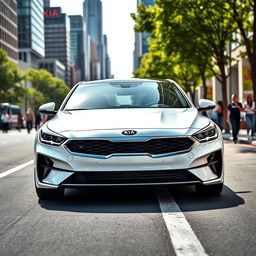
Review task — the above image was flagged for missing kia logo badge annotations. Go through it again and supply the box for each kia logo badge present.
[122,130,137,136]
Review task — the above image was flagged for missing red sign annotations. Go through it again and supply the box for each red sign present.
[44,9,59,17]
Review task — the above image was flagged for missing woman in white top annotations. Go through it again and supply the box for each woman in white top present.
[244,94,255,139]
[1,111,9,133]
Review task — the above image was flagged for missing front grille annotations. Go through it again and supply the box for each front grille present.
[66,138,194,156]
[62,170,199,185]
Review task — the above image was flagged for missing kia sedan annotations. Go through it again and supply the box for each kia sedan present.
[34,79,224,199]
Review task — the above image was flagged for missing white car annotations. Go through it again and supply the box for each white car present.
[34,79,224,199]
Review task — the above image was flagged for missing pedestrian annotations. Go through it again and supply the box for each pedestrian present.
[215,100,224,132]
[244,94,255,141]
[25,108,35,134]
[17,111,23,132]
[35,109,41,130]
[1,111,9,133]
[227,94,244,143]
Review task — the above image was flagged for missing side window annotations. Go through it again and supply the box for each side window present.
[12,108,20,115]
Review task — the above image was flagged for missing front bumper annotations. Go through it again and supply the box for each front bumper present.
[34,132,224,189]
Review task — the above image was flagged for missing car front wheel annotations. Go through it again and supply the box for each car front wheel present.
[36,187,64,200]
[195,183,223,196]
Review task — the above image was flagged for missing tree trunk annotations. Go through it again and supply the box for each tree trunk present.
[244,52,256,104]
[237,0,256,103]
[199,69,207,99]
[219,64,229,133]
[202,73,207,99]
[191,89,196,104]
[251,60,256,104]
[252,0,256,104]
[242,1,256,104]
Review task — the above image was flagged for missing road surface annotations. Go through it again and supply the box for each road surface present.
[0,130,255,256]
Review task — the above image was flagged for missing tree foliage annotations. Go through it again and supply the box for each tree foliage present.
[0,49,25,104]
[26,69,70,109]
[132,0,237,130]
[218,0,256,103]
[134,46,202,102]
[0,49,70,110]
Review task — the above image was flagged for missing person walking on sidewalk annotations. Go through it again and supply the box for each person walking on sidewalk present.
[227,94,244,143]
[216,100,224,132]
[0,111,9,133]
[25,108,35,134]
[35,109,41,131]
[244,94,255,141]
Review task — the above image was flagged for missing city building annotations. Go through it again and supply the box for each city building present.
[70,63,81,86]
[213,41,253,104]
[195,32,254,105]
[38,58,66,82]
[102,34,111,79]
[133,0,154,71]
[83,0,103,80]
[0,0,18,63]
[17,0,45,68]
[69,15,86,81]
[84,33,91,81]
[43,0,50,7]
[44,7,71,86]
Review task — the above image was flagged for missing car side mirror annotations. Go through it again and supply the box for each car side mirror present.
[197,99,215,111]
[39,102,57,115]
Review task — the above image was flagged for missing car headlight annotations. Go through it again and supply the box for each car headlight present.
[40,130,67,146]
[193,122,218,143]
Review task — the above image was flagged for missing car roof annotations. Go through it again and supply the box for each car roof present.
[78,78,171,86]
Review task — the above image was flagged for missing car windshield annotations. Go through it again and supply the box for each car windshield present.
[64,81,190,110]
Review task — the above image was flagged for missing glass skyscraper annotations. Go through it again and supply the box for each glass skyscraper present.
[0,0,18,63]
[102,34,111,79]
[43,0,50,7]
[44,7,71,86]
[83,0,103,80]
[17,0,45,68]
[70,15,86,81]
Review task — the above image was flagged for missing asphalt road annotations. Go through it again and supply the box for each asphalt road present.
[0,130,255,256]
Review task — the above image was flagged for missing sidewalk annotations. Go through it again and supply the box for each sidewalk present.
[222,129,256,146]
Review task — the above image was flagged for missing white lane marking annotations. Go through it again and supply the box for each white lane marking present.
[156,188,208,256]
[0,160,34,179]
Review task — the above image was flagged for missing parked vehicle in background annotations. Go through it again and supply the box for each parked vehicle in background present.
[0,103,21,129]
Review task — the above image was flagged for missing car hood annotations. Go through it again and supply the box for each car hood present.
[47,108,209,135]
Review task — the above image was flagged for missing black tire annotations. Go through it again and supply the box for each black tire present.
[195,183,223,196]
[36,187,64,200]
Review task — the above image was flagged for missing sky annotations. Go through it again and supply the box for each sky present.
[50,0,137,78]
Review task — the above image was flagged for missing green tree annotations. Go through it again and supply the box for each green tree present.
[134,48,202,103]
[27,88,46,110]
[132,0,235,131]
[218,0,256,103]
[132,1,211,101]
[52,77,70,108]
[26,69,70,109]
[0,49,25,104]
